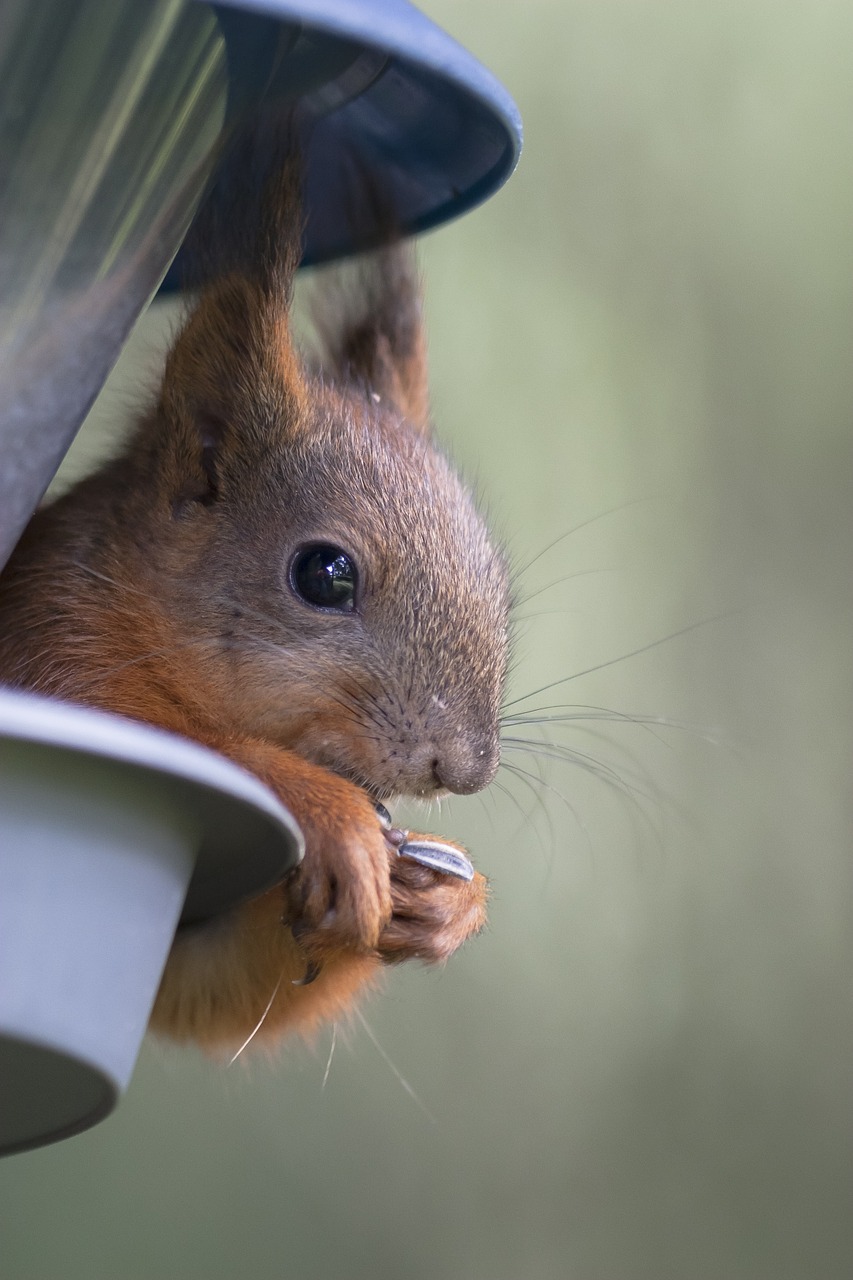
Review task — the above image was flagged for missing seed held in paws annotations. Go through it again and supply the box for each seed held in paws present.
[398,837,476,882]
[373,802,475,881]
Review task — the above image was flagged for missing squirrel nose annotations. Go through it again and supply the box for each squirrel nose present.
[431,739,500,795]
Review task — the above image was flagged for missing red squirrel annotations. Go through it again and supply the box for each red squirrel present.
[0,149,510,1053]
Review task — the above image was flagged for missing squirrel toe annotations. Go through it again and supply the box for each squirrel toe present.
[378,850,489,965]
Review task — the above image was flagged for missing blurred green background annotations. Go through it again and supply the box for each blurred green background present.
[3,1,853,1276]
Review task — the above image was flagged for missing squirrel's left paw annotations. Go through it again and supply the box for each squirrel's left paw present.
[377,835,488,965]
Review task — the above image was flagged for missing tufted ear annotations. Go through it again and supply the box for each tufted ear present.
[310,243,431,436]
[156,266,309,509]
[161,273,305,423]
[152,127,311,510]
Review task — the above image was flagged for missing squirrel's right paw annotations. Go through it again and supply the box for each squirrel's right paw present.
[282,789,394,960]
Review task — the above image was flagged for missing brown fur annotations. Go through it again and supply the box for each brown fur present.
[0,155,508,1054]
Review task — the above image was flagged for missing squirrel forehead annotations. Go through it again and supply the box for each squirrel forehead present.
[274,404,507,588]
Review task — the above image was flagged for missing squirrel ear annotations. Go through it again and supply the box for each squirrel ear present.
[159,123,308,457]
[311,244,431,435]
[163,275,305,415]
[159,277,308,513]
[166,412,225,515]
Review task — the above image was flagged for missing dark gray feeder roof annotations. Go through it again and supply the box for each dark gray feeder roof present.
[161,0,523,287]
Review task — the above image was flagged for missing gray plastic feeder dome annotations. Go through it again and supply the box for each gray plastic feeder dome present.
[165,0,523,277]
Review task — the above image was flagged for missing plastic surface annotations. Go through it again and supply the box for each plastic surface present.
[0,689,302,1155]
[163,0,523,279]
[0,691,304,923]
[0,0,229,569]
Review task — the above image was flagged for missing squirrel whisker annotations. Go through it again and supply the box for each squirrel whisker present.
[501,702,713,740]
[227,974,284,1066]
[502,736,650,802]
[503,615,726,712]
[71,639,224,693]
[320,1023,338,1091]
[511,567,616,611]
[511,497,657,582]
[500,757,595,831]
[69,559,153,600]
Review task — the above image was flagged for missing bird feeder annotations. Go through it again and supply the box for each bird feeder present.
[0,0,521,1155]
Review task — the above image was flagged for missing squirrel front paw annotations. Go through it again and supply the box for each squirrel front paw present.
[378,835,489,965]
[282,787,394,961]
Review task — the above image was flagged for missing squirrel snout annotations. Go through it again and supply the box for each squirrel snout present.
[424,738,500,796]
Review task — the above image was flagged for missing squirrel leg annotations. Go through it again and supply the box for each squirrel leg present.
[151,740,393,1051]
[150,741,488,1052]
[150,896,383,1052]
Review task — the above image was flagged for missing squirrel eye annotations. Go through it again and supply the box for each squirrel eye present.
[290,544,358,612]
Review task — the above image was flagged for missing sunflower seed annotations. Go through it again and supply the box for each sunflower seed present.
[398,838,475,882]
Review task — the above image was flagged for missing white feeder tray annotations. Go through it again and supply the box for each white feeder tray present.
[0,688,303,1156]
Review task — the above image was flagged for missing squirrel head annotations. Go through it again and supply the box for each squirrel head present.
[129,169,510,802]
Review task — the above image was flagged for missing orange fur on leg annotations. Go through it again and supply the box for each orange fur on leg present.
[150,738,488,1054]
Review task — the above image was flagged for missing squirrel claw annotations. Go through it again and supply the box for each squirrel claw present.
[374,801,407,848]
[374,802,393,828]
[292,956,322,987]
[288,917,323,984]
